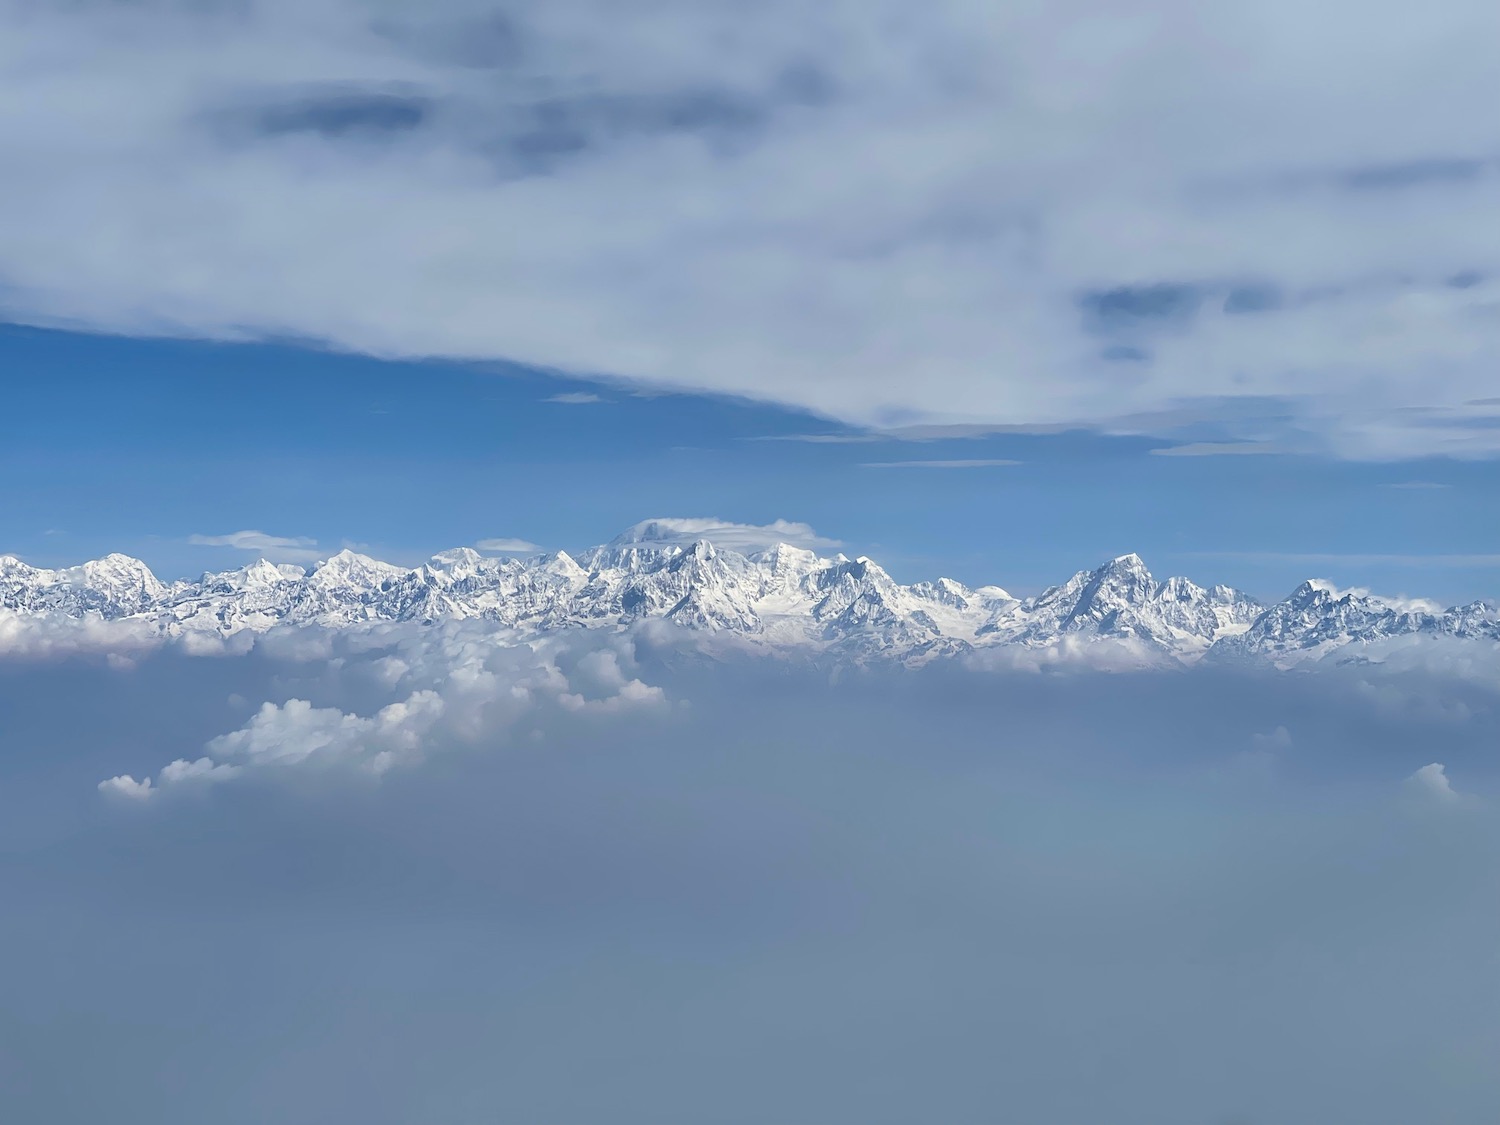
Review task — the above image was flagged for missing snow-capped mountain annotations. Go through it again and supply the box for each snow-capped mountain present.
[2,521,1495,666]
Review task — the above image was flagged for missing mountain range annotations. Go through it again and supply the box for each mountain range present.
[3,520,1496,667]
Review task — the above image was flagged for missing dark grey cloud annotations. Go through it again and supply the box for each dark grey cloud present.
[1223,281,1284,314]
[1341,156,1491,192]
[253,89,431,138]
[498,86,771,168]
[1082,282,1206,329]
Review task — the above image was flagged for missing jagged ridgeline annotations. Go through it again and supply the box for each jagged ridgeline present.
[2,521,1496,666]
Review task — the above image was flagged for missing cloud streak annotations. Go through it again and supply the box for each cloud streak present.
[858,459,1022,469]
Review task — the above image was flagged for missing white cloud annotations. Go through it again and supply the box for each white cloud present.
[2,1,1499,456]
[98,774,154,800]
[545,391,604,404]
[1405,761,1461,802]
[612,518,840,551]
[0,609,164,661]
[475,537,542,554]
[101,623,671,796]
[189,530,322,563]
[159,756,242,786]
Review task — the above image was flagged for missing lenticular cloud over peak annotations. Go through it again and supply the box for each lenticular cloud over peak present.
[3,0,1500,455]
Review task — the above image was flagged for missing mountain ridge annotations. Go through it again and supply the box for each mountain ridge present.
[2,529,1496,667]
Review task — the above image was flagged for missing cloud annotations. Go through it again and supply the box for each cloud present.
[188,530,322,563]
[1150,441,1290,457]
[544,391,604,404]
[2,644,1496,1125]
[1250,724,1294,751]
[1406,761,1461,802]
[97,773,155,800]
[859,459,1022,469]
[612,517,840,551]
[475,537,542,554]
[100,624,670,796]
[2,2,1500,456]
[750,432,885,444]
[0,609,164,662]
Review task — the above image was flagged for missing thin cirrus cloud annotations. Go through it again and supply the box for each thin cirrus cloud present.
[545,392,605,404]
[1149,441,1291,457]
[859,459,1022,469]
[1,2,1499,457]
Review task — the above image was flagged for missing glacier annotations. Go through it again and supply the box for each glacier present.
[2,519,1496,668]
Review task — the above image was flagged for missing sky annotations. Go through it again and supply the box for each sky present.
[2,324,1498,604]
[0,0,1497,601]
[4,4,1500,1122]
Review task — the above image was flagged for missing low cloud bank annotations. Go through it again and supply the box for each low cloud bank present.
[2,631,1498,1124]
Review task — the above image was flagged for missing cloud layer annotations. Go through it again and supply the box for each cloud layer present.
[3,0,1500,455]
[5,636,1500,1124]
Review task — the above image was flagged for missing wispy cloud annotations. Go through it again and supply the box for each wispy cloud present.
[1150,442,1289,458]
[750,433,885,444]
[188,530,321,563]
[476,537,541,554]
[1383,481,1453,490]
[859,459,1021,469]
[545,392,605,405]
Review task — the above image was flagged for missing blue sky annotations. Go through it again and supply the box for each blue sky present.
[4,324,1496,603]
[0,0,1497,605]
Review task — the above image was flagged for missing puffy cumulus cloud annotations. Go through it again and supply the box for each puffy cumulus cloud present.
[97,773,155,800]
[0,608,164,662]
[1406,761,1462,803]
[961,633,1183,674]
[103,624,670,797]
[5,1,1500,457]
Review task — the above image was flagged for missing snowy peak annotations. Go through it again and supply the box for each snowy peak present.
[2,526,1494,667]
